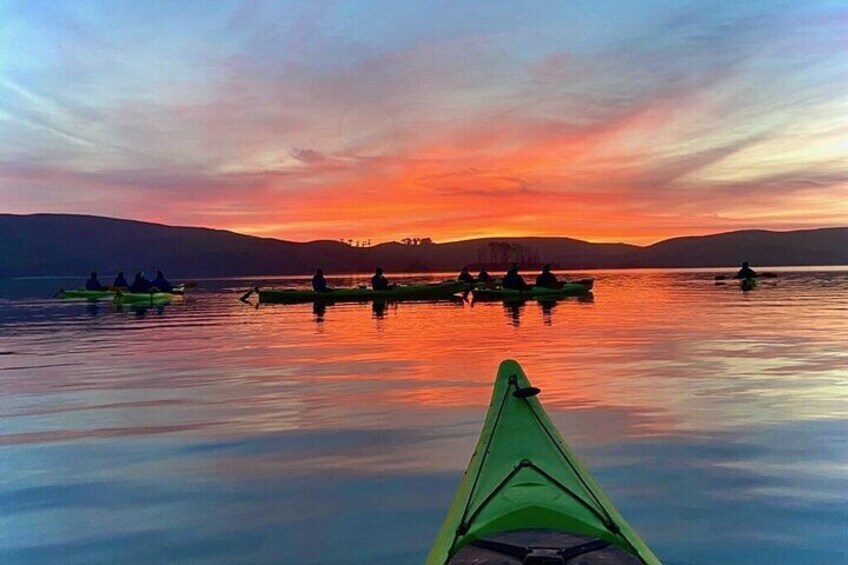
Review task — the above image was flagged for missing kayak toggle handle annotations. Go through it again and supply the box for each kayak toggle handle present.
[523,548,564,564]
[513,386,540,398]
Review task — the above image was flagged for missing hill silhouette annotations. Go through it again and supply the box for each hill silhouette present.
[1,214,846,278]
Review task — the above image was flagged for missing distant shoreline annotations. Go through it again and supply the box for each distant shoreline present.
[2,214,846,278]
[6,264,848,281]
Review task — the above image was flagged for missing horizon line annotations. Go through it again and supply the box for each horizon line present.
[3,211,847,248]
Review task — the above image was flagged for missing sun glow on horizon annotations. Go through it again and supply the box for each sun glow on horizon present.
[1,2,847,241]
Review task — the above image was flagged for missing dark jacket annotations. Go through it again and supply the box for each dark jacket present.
[371,274,390,290]
[312,274,328,292]
[502,271,529,290]
[130,276,153,293]
[535,272,559,288]
[735,266,757,279]
[457,271,475,284]
[151,276,172,293]
[85,277,105,291]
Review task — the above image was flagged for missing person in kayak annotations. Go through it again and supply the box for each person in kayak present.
[535,264,560,288]
[112,271,129,289]
[85,272,105,291]
[457,267,475,284]
[129,272,153,293]
[371,267,391,290]
[477,267,492,283]
[501,265,529,290]
[312,268,329,292]
[734,261,757,279]
[150,270,173,293]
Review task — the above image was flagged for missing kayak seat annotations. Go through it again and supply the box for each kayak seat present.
[448,530,642,564]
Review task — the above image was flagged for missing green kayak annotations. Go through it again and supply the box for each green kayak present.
[58,284,185,300]
[59,289,175,304]
[473,279,594,301]
[113,291,173,304]
[253,281,466,304]
[59,289,115,299]
[740,278,757,291]
[427,360,660,565]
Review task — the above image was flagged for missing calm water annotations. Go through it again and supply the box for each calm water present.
[1,269,847,564]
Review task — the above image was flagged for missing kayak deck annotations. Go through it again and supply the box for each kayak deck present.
[256,281,466,304]
[473,280,594,301]
[426,360,659,565]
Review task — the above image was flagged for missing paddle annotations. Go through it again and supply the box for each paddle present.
[239,287,258,302]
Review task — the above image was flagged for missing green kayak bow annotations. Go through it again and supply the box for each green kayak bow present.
[427,360,660,565]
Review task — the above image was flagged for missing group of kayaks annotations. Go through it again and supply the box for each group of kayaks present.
[244,279,596,305]
[427,360,660,564]
[57,284,186,305]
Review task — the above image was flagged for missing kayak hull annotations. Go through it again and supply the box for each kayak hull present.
[473,280,594,301]
[114,292,173,304]
[59,289,115,299]
[59,289,178,303]
[59,284,185,301]
[740,278,757,291]
[426,360,660,565]
[256,281,466,304]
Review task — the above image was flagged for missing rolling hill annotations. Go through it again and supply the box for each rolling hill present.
[1,214,845,278]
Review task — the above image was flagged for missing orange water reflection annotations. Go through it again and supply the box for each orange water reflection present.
[5,271,847,447]
[226,270,848,441]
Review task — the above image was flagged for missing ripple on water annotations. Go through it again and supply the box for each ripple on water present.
[1,269,847,564]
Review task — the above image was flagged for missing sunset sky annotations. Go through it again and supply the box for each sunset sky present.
[1,1,847,244]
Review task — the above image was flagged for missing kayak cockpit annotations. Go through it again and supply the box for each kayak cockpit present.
[447,529,642,564]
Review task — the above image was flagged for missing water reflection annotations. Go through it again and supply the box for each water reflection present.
[504,301,525,326]
[539,299,556,325]
[312,301,327,322]
[85,301,100,317]
[372,300,388,319]
[486,294,595,326]
[0,270,846,564]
